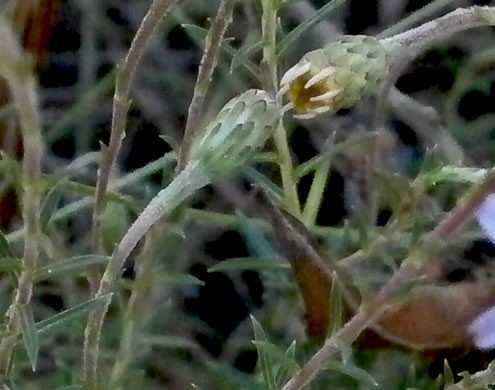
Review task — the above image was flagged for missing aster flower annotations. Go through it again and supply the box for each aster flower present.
[278,35,389,119]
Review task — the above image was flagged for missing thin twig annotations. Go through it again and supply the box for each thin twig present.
[281,170,495,390]
[0,19,43,374]
[176,0,236,172]
[90,0,179,255]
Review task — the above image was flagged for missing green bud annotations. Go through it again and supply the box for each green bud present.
[279,35,389,119]
[189,89,280,178]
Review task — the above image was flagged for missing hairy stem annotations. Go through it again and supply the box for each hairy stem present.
[90,0,179,255]
[382,6,495,58]
[83,162,209,389]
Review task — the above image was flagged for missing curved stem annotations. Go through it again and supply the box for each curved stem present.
[83,161,209,389]
[90,0,179,255]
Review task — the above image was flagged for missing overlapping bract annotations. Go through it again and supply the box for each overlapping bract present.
[190,89,280,178]
[279,35,389,119]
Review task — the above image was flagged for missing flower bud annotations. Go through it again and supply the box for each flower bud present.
[279,35,389,119]
[189,89,280,178]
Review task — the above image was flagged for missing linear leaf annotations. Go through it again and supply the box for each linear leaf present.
[207,361,266,390]
[324,360,378,387]
[231,40,266,74]
[154,272,205,286]
[208,257,289,273]
[250,315,277,390]
[18,304,39,371]
[0,229,13,258]
[0,257,21,274]
[180,24,259,81]
[277,0,350,57]
[252,341,299,377]
[34,255,110,282]
[36,293,113,336]
[40,179,67,231]
[275,340,297,387]
[139,334,198,350]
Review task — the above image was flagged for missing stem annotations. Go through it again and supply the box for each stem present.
[382,6,495,58]
[260,0,301,215]
[90,0,179,254]
[273,122,301,215]
[82,162,209,389]
[177,0,235,171]
[109,229,160,389]
[281,169,495,390]
[0,20,43,375]
[302,159,330,228]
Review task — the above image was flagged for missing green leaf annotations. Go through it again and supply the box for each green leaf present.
[34,255,110,282]
[0,257,21,274]
[0,228,13,258]
[53,386,82,390]
[208,257,289,273]
[277,0,350,57]
[443,359,455,387]
[154,272,205,286]
[36,293,113,336]
[275,340,296,387]
[250,315,277,390]
[324,360,378,387]
[417,166,486,189]
[231,40,266,74]
[139,334,198,350]
[180,24,260,81]
[252,341,299,378]
[207,361,266,390]
[18,304,39,371]
[40,179,67,231]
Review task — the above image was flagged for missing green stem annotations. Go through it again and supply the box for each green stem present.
[302,160,330,227]
[261,0,301,215]
[82,161,209,389]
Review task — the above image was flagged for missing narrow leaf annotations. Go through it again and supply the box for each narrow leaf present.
[18,304,39,371]
[40,179,67,231]
[443,359,455,387]
[34,255,110,282]
[208,257,289,273]
[252,341,299,376]
[250,315,277,390]
[324,361,378,387]
[275,340,297,387]
[277,0,350,57]
[36,293,113,335]
[155,272,205,286]
[231,40,266,74]
[139,334,198,350]
[0,229,13,258]
[0,258,21,274]
[207,361,266,390]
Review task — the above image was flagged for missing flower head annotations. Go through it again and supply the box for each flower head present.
[190,89,280,178]
[279,35,389,119]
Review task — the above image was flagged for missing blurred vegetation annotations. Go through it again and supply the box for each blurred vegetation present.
[1,0,495,389]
